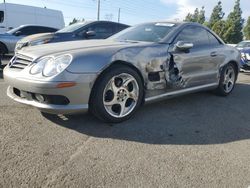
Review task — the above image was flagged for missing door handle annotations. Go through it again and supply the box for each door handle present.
[210,52,217,57]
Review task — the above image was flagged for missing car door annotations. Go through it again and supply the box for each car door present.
[169,25,218,88]
[206,30,226,83]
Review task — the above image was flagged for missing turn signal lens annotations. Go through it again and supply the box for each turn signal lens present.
[56,82,76,88]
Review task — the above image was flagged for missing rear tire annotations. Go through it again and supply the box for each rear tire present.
[90,65,144,123]
[214,63,237,96]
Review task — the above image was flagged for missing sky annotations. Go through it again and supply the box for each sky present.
[2,0,250,26]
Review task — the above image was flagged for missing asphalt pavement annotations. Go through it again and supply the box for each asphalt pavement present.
[0,58,250,188]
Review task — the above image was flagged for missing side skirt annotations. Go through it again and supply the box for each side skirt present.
[145,83,218,104]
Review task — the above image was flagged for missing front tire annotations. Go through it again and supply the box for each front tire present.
[215,63,237,96]
[90,65,144,123]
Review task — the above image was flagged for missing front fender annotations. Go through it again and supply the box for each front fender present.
[65,47,121,73]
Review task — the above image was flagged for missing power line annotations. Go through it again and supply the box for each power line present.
[20,0,169,23]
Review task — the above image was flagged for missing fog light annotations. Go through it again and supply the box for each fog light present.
[35,94,45,102]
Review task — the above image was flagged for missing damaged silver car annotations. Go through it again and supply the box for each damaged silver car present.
[4,22,240,123]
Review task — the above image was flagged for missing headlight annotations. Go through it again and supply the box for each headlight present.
[241,53,246,58]
[43,55,72,77]
[30,55,72,77]
[30,57,51,75]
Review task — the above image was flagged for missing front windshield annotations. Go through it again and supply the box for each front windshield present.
[236,41,250,48]
[57,22,90,33]
[111,22,176,42]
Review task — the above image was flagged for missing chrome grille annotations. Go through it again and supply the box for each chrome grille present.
[9,55,33,70]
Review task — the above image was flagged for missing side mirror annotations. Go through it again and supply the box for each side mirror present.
[85,30,96,38]
[174,41,193,52]
[14,31,22,36]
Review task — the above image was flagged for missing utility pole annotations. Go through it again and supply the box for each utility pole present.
[97,0,100,21]
[118,8,121,23]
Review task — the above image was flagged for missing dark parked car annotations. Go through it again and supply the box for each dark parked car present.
[236,40,250,50]
[0,25,58,55]
[240,47,250,71]
[15,21,129,52]
[4,22,240,123]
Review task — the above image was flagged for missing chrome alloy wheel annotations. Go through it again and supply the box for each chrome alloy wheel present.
[223,65,236,93]
[103,73,139,118]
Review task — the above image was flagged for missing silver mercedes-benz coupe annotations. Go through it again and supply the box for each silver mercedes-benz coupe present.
[4,22,240,123]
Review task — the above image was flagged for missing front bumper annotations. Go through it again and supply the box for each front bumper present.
[240,53,250,69]
[4,66,98,114]
[7,86,89,114]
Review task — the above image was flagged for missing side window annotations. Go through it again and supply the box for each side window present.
[246,43,250,47]
[90,23,114,39]
[38,27,57,33]
[207,31,222,46]
[19,26,40,35]
[116,24,129,33]
[0,11,4,23]
[174,26,210,48]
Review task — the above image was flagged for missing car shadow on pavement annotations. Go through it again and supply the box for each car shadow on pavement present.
[0,66,4,79]
[242,72,250,75]
[43,83,250,145]
[0,56,10,79]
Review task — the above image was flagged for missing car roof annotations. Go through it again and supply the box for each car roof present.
[83,20,130,26]
[18,24,58,29]
[155,21,225,44]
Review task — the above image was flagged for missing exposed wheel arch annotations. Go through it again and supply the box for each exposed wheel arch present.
[109,61,145,87]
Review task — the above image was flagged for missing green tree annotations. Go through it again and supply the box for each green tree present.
[243,16,250,40]
[184,13,194,22]
[197,6,205,24]
[69,18,78,25]
[184,7,205,24]
[69,18,85,25]
[223,0,244,43]
[208,1,225,29]
[212,20,227,41]
[193,8,199,22]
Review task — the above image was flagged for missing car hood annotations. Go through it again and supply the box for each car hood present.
[0,33,13,38]
[18,33,54,44]
[17,39,153,60]
[18,32,74,44]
